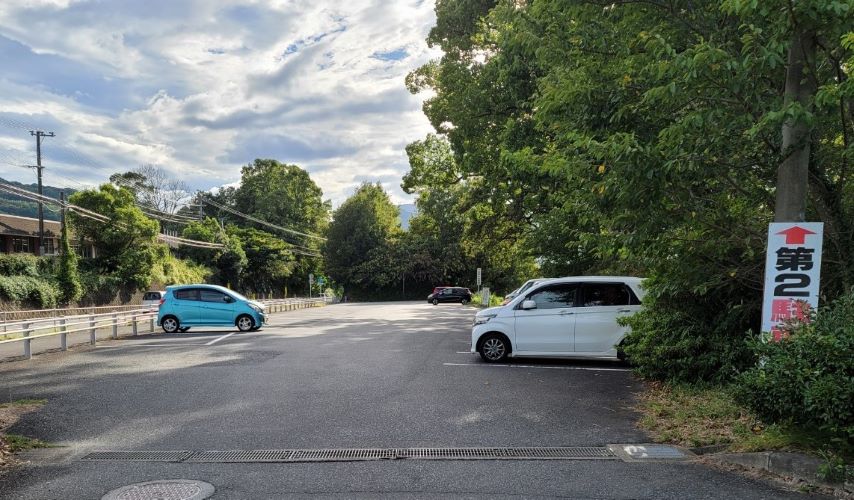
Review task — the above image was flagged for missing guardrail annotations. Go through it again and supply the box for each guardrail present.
[0,309,158,359]
[0,297,332,360]
[259,297,332,312]
[0,304,149,324]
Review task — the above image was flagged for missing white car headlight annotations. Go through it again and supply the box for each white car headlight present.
[249,303,264,313]
[473,314,496,325]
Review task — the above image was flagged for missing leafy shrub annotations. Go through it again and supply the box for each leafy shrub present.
[152,254,211,286]
[76,267,121,305]
[471,291,503,307]
[621,276,755,383]
[0,275,59,308]
[732,289,854,448]
[0,254,41,277]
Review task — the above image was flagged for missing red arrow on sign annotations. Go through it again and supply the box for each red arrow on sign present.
[776,226,816,245]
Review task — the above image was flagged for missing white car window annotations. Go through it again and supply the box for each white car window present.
[526,284,578,309]
[582,283,630,307]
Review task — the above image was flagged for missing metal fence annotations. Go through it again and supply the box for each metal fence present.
[0,297,332,360]
[0,304,150,325]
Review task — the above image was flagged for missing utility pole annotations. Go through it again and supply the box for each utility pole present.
[30,130,55,256]
[59,191,65,248]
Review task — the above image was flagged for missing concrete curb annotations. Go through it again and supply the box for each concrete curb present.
[708,451,852,495]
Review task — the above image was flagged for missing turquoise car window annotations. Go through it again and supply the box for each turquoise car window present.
[200,289,228,303]
[175,289,198,301]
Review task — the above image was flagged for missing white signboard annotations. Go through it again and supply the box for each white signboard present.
[761,222,823,341]
[476,267,482,286]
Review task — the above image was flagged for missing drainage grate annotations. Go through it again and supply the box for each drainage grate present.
[401,447,614,460]
[186,450,293,463]
[83,451,192,462]
[83,447,615,463]
[289,448,397,462]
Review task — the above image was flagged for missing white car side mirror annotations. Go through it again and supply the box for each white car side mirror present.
[522,300,537,310]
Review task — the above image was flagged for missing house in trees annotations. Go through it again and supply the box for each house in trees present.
[0,214,95,257]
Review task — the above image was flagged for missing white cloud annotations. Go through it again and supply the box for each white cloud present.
[0,0,441,205]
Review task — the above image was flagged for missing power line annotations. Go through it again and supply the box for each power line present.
[201,196,326,242]
[0,182,222,249]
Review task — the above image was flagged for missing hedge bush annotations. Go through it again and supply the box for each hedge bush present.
[732,289,854,448]
[0,275,60,308]
[0,254,41,277]
[151,253,211,287]
[621,277,755,383]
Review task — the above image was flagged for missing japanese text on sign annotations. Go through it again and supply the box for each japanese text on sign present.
[761,223,823,341]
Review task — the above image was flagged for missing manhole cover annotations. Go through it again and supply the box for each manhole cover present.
[101,479,214,500]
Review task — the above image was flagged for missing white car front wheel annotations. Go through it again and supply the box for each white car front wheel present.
[478,334,509,362]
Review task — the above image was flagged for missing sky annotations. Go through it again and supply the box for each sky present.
[0,0,440,207]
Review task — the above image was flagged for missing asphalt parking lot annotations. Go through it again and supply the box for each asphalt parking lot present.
[0,302,818,499]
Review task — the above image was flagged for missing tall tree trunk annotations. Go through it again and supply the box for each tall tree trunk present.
[775,28,816,222]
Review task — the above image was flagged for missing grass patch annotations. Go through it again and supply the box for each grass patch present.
[3,434,52,453]
[636,382,847,457]
[0,399,47,409]
[470,292,503,307]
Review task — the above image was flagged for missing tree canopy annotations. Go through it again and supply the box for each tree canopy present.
[68,184,161,291]
[406,0,853,382]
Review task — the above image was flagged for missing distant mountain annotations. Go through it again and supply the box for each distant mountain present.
[0,177,74,221]
[398,203,417,230]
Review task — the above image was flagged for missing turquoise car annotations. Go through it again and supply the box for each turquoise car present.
[157,284,266,333]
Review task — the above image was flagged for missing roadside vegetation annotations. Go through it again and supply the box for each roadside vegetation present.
[0,399,48,469]
[400,0,853,470]
[0,0,850,476]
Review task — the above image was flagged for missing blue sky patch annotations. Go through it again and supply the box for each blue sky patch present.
[371,47,408,61]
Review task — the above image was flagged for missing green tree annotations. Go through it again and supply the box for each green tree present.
[69,184,160,291]
[198,159,330,295]
[227,226,295,295]
[232,159,330,239]
[180,218,247,288]
[408,0,853,382]
[324,183,401,298]
[57,215,82,304]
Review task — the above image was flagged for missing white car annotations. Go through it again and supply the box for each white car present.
[501,278,549,305]
[141,290,166,311]
[471,276,644,362]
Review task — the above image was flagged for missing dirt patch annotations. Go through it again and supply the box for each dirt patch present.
[0,400,46,470]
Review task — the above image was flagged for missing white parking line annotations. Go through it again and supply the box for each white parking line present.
[456,351,473,354]
[97,343,207,348]
[443,362,631,372]
[205,332,237,346]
